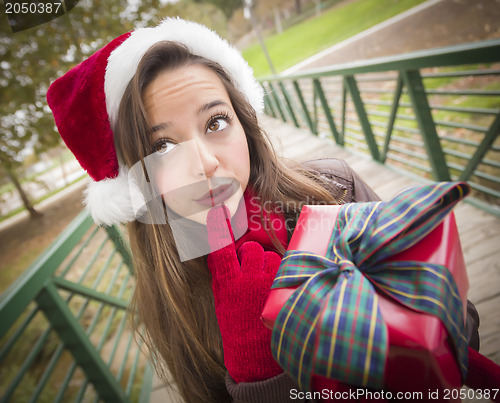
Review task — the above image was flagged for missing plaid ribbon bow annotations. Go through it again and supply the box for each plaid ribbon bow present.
[271,182,470,391]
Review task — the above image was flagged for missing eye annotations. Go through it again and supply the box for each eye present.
[152,138,177,155]
[207,116,229,133]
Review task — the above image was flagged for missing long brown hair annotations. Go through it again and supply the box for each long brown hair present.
[114,41,338,402]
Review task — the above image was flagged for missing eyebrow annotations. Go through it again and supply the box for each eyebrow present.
[197,100,228,114]
[150,100,229,133]
[150,122,170,133]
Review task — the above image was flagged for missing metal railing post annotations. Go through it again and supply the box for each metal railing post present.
[105,224,134,273]
[313,78,340,143]
[0,211,93,339]
[264,93,277,118]
[344,75,380,161]
[36,282,129,402]
[293,80,316,134]
[268,82,287,122]
[278,82,299,127]
[460,113,500,182]
[402,70,451,181]
[381,74,403,163]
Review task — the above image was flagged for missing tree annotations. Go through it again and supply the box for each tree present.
[0,22,61,217]
[191,0,242,19]
[160,1,228,38]
[294,0,302,14]
[0,152,41,218]
[227,8,252,42]
[0,0,154,217]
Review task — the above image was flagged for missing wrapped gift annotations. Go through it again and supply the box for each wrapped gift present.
[261,182,470,396]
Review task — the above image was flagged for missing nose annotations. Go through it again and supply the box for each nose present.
[195,139,219,178]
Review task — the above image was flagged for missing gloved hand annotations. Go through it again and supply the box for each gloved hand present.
[466,346,500,402]
[206,204,283,383]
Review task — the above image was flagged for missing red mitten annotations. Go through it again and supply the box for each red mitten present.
[233,189,289,252]
[465,347,500,402]
[207,205,283,383]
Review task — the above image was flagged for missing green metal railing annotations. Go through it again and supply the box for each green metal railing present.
[0,211,152,402]
[260,39,500,213]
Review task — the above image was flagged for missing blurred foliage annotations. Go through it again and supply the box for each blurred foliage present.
[192,0,241,19]
[161,1,227,38]
[0,0,228,213]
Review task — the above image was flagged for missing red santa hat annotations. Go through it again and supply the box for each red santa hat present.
[47,18,264,226]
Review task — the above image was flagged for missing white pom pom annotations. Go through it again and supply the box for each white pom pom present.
[84,165,145,226]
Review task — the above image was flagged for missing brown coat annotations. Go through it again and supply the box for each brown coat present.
[301,158,381,204]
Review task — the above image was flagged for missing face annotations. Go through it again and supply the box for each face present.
[142,63,250,224]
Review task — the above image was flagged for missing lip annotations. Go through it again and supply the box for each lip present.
[194,182,237,207]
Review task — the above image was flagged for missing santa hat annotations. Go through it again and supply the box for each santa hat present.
[47,18,264,226]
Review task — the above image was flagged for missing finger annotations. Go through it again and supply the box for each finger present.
[263,251,282,277]
[206,205,239,277]
[237,241,264,273]
[206,204,234,250]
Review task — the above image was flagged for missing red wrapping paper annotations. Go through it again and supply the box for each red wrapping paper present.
[262,205,469,396]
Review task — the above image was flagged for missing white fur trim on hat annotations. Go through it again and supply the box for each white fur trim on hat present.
[84,165,145,226]
[104,17,264,128]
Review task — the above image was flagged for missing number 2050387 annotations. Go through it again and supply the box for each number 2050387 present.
[5,2,63,14]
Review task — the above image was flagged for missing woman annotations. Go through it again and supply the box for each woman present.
[47,18,482,403]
